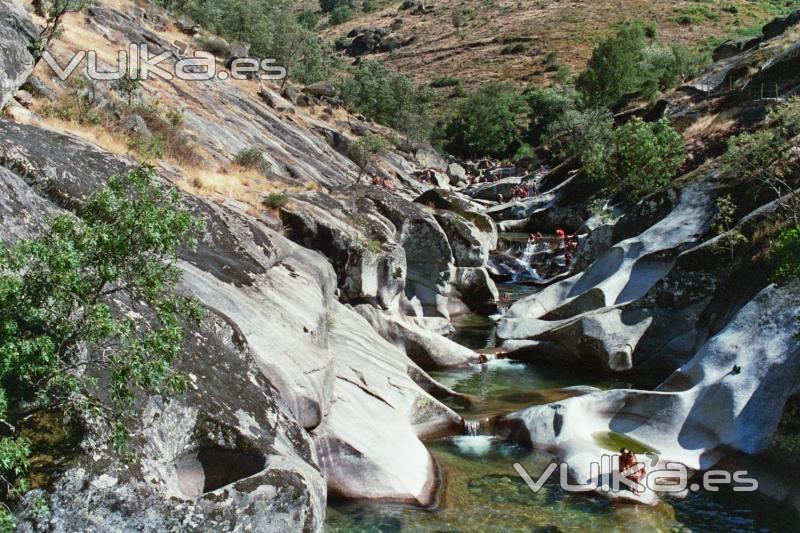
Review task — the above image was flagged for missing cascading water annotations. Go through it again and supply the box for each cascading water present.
[464,419,482,436]
[512,242,544,283]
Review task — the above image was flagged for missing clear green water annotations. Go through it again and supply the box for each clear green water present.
[325,288,797,532]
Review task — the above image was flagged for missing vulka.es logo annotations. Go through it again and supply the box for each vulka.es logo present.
[41,44,287,82]
[513,455,759,495]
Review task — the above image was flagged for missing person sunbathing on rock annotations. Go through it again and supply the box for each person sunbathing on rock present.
[619,448,646,495]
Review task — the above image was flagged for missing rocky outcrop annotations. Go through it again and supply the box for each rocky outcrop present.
[498,183,715,372]
[312,302,461,505]
[502,281,800,494]
[279,189,407,309]
[0,119,466,525]
[0,0,37,110]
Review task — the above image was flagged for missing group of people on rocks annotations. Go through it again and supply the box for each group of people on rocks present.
[526,228,580,266]
[495,182,537,204]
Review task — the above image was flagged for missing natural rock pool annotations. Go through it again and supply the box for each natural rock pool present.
[325,283,797,532]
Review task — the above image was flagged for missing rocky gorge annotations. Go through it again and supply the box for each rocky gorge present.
[1,0,799,531]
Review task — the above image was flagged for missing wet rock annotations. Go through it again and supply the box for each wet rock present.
[503,281,800,491]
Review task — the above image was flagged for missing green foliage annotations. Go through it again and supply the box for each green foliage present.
[577,22,701,107]
[329,6,353,25]
[577,22,651,107]
[0,166,203,527]
[177,0,335,83]
[117,72,141,106]
[320,0,348,12]
[543,106,614,161]
[234,147,264,170]
[430,76,462,88]
[297,9,320,30]
[525,85,583,145]
[772,227,800,284]
[338,61,433,136]
[443,83,528,158]
[348,134,389,181]
[30,0,91,65]
[585,117,686,201]
[264,193,289,210]
[723,98,800,186]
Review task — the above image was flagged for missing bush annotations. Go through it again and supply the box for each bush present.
[430,76,462,88]
[443,83,528,158]
[320,0,348,12]
[577,22,651,107]
[0,166,203,528]
[297,9,320,30]
[585,117,686,200]
[329,6,353,25]
[773,227,800,284]
[264,192,289,209]
[234,147,265,169]
[525,85,583,145]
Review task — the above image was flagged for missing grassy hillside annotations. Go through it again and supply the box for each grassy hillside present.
[318,0,800,89]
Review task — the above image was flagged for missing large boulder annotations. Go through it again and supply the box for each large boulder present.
[498,183,715,372]
[452,267,499,314]
[0,0,37,110]
[355,304,480,369]
[415,188,498,268]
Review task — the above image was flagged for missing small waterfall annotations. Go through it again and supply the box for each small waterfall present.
[512,242,543,283]
[464,419,482,436]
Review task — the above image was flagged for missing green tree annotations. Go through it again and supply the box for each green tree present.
[525,85,583,145]
[0,166,204,528]
[543,107,614,161]
[338,61,432,132]
[179,0,335,84]
[577,22,651,107]
[444,83,528,158]
[585,117,686,200]
[348,134,389,182]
